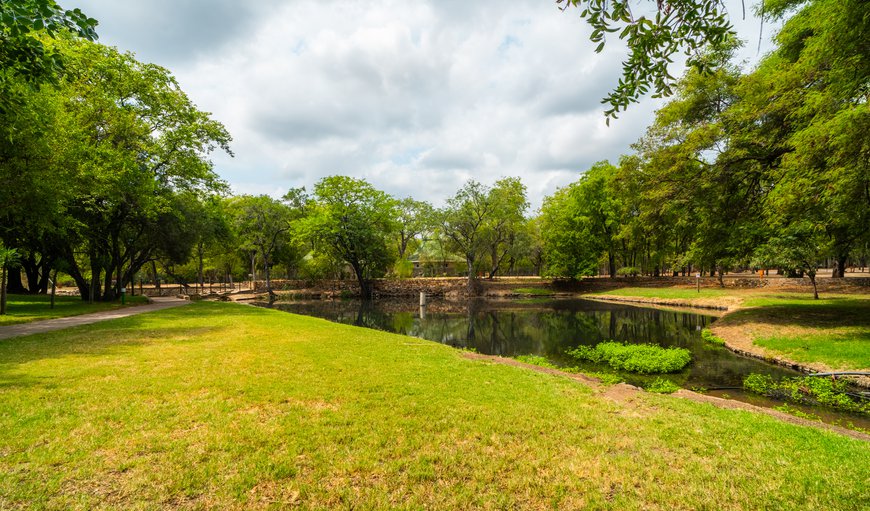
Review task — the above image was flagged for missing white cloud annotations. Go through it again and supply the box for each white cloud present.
[74,0,779,209]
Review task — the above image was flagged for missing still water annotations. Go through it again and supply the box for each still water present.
[256,297,869,429]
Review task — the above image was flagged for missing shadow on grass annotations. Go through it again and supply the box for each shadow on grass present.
[0,302,266,388]
[725,298,870,329]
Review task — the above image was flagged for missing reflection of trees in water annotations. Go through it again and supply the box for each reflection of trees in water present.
[263,299,803,388]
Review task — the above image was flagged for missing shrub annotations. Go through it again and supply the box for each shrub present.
[743,374,870,414]
[616,267,640,277]
[646,378,680,394]
[566,342,692,374]
[701,328,726,346]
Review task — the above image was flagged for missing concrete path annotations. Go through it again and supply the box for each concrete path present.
[0,297,189,341]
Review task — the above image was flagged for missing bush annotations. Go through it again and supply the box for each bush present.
[701,328,726,346]
[646,378,680,394]
[743,374,869,414]
[616,267,640,277]
[566,342,692,374]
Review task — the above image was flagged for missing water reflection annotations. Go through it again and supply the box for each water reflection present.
[261,297,799,390]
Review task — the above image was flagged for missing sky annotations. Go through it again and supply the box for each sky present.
[72,0,777,209]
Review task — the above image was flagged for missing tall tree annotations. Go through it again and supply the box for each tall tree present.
[230,195,295,299]
[440,180,493,295]
[302,176,396,298]
[482,177,529,279]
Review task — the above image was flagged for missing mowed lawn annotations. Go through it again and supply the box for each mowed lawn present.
[0,294,149,326]
[0,302,867,509]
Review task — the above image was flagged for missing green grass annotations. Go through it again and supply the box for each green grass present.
[512,287,553,296]
[0,302,868,509]
[0,294,149,326]
[592,287,731,299]
[721,295,870,370]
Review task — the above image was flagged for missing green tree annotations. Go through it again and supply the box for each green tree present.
[440,180,493,295]
[395,197,435,261]
[302,176,397,298]
[229,195,298,299]
[0,0,98,111]
[44,39,231,301]
[557,0,733,122]
[482,177,529,279]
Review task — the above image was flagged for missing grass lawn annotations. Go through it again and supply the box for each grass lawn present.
[719,295,870,371]
[512,287,553,295]
[0,294,149,326]
[591,287,732,300]
[0,302,867,509]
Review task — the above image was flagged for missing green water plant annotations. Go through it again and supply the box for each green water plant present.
[566,342,692,374]
[743,374,869,415]
[646,378,680,394]
[701,328,726,346]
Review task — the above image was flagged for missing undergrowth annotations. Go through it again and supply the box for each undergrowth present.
[743,374,869,415]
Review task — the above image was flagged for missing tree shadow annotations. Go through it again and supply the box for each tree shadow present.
[724,298,870,329]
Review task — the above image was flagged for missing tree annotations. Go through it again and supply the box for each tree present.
[753,221,828,299]
[557,0,733,122]
[302,176,396,298]
[540,179,602,279]
[440,180,493,295]
[230,195,297,299]
[29,39,233,301]
[0,0,98,111]
[395,197,434,261]
[482,177,529,279]
[0,243,20,314]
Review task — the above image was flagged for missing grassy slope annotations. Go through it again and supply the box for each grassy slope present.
[0,294,149,326]
[0,302,867,509]
[725,295,870,371]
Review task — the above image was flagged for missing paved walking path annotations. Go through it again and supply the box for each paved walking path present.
[0,297,189,341]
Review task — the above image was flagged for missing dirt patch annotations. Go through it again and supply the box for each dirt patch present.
[581,294,739,312]
[462,352,869,441]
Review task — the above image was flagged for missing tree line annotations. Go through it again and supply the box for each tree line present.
[540,0,869,298]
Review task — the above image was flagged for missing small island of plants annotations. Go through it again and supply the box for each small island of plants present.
[567,342,692,374]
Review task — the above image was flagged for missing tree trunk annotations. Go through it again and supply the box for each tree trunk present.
[5,268,26,294]
[809,272,819,300]
[832,255,847,278]
[0,264,7,315]
[608,252,616,279]
[264,261,275,298]
[198,243,205,293]
[466,258,482,297]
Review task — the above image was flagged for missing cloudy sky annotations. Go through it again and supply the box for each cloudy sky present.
[73,0,775,208]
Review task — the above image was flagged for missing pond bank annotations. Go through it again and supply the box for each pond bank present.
[582,292,870,389]
[463,352,869,441]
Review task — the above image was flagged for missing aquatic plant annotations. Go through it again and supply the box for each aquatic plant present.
[646,378,680,394]
[566,342,692,374]
[701,328,726,346]
[743,374,869,415]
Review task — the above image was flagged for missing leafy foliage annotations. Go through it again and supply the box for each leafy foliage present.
[567,341,692,373]
[557,0,733,122]
[743,374,870,415]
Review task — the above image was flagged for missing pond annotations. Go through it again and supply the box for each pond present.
[255,297,870,430]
